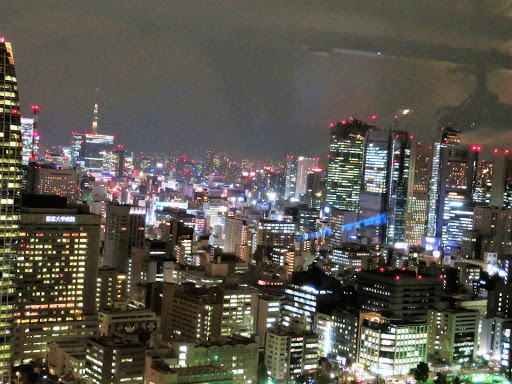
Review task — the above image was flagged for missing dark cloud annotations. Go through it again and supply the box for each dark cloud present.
[2,1,511,159]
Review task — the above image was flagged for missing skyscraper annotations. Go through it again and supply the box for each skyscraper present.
[326,119,371,211]
[0,37,23,381]
[363,128,389,194]
[295,157,319,201]
[284,156,297,200]
[104,204,146,273]
[405,144,432,245]
[430,128,478,250]
[386,131,411,244]
[14,196,100,364]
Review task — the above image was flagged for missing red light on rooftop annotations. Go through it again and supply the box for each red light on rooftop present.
[394,115,398,119]
[0,37,4,43]
[330,123,334,127]
[371,115,377,120]
[395,276,400,280]
[494,149,499,154]
[506,150,509,154]
[341,120,347,124]
[417,275,422,279]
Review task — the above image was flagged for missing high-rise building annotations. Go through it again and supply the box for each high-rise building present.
[284,156,298,200]
[304,168,324,209]
[71,132,115,174]
[363,128,389,194]
[295,157,319,201]
[405,144,432,245]
[0,37,23,380]
[282,266,341,330]
[14,196,100,364]
[357,269,443,319]
[326,119,371,211]
[427,127,478,250]
[256,220,296,249]
[20,116,39,165]
[386,131,411,244]
[224,218,249,261]
[491,151,512,208]
[26,163,80,201]
[103,204,146,272]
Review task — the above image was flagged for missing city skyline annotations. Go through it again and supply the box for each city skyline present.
[2,2,512,159]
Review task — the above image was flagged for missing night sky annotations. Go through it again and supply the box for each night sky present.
[2,1,512,159]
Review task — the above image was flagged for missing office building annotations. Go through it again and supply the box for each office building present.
[357,269,443,318]
[85,336,145,384]
[295,156,319,200]
[363,128,389,194]
[264,326,318,383]
[427,308,480,364]
[220,285,258,338]
[145,359,234,384]
[224,217,249,261]
[26,163,80,201]
[256,220,296,249]
[14,196,100,364]
[491,151,512,208]
[282,266,341,330]
[332,309,359,366]
[0,37,23,380]
[154,283,223,342]
[427,128,478,250]
[326,119,371,211]
[172,338,259,384]
[386,131,411,244]
[255,294,281,346]
[71,132,114,174]
[472,206,512,257]
[405,144,431,245]
[21,116,39,165]
[96,267,128,311]
[358,312,428,376]
[284,156,297,200]
[97,309,159,337]
[304,167,324,209]
[104,204,146,272]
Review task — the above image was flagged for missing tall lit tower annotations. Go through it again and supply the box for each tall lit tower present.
[92,103,99,134]
[0,36,23,381]
[326,119,371,211]
[405,144,432,245]
[386,131,411,244]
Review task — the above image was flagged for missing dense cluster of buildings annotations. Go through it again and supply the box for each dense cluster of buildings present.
[2,35,512,384]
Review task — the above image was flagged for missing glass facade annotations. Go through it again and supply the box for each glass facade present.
[0,38,22,381]
[326,120,370,211]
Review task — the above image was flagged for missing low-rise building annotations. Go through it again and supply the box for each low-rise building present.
[264,326,318,383]
[358,312,428,376]
[85,336,145,384]
[427,307,480,364]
